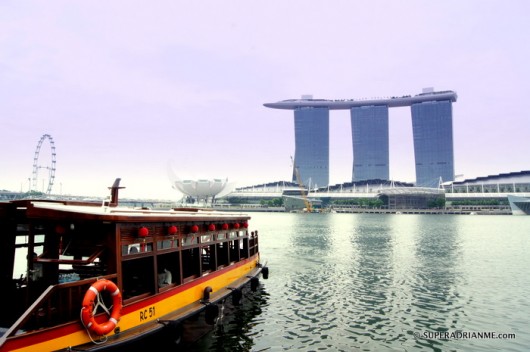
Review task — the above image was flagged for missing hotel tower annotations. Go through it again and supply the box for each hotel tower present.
[264,88,457,188]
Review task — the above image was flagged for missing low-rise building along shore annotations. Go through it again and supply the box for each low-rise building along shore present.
[218,171,530,215]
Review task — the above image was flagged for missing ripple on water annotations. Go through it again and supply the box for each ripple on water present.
[188,214,530,351]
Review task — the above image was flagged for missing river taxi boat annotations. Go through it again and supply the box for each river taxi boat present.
[0,179,268,351]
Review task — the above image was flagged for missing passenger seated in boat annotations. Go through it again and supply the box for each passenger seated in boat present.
[158,268,172,287]
[28,252,43,282]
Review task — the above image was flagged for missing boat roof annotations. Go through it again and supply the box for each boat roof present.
[5,199,251,222]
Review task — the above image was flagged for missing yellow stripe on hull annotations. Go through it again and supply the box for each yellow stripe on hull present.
[120,256,259,330]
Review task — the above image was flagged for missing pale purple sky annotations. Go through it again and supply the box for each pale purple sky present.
[1,1,529,199]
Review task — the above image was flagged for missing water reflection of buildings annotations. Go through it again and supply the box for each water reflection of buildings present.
[410,216,464,332]
[346,216,396,343]
[389,215,465,350]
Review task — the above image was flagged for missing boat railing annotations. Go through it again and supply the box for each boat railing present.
[1,274,117,341]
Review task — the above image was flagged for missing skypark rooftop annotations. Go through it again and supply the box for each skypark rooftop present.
[264,90,457,110]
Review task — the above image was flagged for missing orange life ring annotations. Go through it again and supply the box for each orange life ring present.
[81,279,122,336]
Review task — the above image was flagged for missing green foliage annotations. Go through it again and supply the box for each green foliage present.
[226,197,284,206]
[427,198,446,208]
[23,190,46,197]
[259,198,284,207]
[225,197,247,205]
[331,198,384,208]
[451,199,508,206]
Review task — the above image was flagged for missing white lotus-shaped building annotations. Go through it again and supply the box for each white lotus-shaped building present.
[167,160,233,204]
[173,178,229,198]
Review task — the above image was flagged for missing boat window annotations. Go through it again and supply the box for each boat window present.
[157,252,180,289]
[122,241,153,256]
[122,256,155,300]
[182,235,197,247]
[201,244,216,274]
[12,224,44,280]
[200,234,212,243]
[140,242,153,253]
[181,247,200,282]
[240,237,249,259]
[216,241,229,268]
[229,240,240,262]
[15,222,109,285]
[157,238,179,251]
[249,232,259,256]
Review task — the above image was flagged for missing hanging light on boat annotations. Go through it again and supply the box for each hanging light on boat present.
[233,223,240,229]
[168,225,178,235]
[222,223,229,230]
[190,225,199,233]
[208,224,216,231]
[138,226,149,237]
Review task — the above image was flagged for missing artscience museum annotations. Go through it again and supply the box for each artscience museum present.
[172,178,230,204]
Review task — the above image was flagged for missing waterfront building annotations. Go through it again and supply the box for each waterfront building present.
[264,88,457,187]
[507,195,530,215]
[445,170,530,194]
[293,106,329,188]
[222,171,530,214]
[351,105,389,181]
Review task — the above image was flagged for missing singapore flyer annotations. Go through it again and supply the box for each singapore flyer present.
[31,134,56,195]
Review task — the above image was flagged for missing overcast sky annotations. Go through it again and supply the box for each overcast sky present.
[1,1,529,199]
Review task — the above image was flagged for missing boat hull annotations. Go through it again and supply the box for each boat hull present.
[2,255,262,352]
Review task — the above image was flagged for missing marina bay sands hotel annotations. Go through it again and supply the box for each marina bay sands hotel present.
[264,88,457,188]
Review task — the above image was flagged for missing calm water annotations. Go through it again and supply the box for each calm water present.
[185,213,530,351]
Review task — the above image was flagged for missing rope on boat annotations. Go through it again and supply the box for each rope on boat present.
[80,308,108,345]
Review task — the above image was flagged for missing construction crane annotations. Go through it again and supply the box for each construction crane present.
[290,156,312,212]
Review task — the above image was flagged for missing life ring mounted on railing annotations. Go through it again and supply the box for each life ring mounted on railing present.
[81,279,122,337]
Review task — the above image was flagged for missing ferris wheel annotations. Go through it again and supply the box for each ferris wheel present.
[31,134,56,194]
